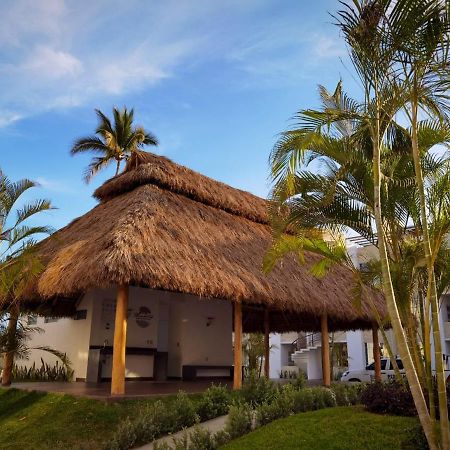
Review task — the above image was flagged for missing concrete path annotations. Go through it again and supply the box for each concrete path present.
[135,415,228,450]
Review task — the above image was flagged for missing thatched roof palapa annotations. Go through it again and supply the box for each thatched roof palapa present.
[25,151,386,332]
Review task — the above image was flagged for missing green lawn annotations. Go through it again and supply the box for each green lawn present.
[221,406,424,450]
[0,388,200,450]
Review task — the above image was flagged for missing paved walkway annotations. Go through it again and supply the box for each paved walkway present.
[135,415,228,450]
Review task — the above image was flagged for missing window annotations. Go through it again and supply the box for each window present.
[27,315,37,326]
[44,317,58,324]
[396,359,404,370]
[366,359,387,370]
[74,310,87,320]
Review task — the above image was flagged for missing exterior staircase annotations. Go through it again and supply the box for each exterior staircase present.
[291,332,322,367]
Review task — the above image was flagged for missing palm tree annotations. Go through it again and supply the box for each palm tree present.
[0,170,53,386]
[268,81,450,450]
[70,107,158,183]
[396,3,450,443]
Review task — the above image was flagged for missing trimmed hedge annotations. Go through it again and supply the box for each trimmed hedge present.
[104,380,366,450]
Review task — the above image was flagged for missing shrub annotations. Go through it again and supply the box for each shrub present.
[188,426,216,450]
[104,417,138,450]
[311,387,336,409]
[212,430,231,448]
[289,371,307,390]
[240,371,277,406]
[172,391,198,430]
[225,404,253,439]
[12,358,73,382]
[105,393,198,450]
[331,383,350,406]
[361,381,416,416]
[331,383,363,406]
[292,387,315,412]
[196,384,230,421]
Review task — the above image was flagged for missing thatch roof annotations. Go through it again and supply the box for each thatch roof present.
[24,151,385,332]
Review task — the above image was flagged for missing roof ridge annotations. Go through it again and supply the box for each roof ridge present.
[93,151,269,224]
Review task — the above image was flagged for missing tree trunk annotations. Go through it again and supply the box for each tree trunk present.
[111,285,128,395]
[372,97,437,449]
[321,315,331,387]
[372,324,382,382]
[411,91,449,449]
[233,302,243,389]
[1,304,20,386]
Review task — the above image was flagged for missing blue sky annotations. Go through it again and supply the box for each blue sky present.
[0,0,356,230]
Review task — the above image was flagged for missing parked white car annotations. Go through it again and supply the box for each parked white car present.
[341,358,404,382]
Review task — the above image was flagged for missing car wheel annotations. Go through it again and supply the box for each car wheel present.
[348,378,361,382]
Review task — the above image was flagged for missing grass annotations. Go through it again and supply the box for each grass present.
[0,388,201,450]
[221,406,424,450]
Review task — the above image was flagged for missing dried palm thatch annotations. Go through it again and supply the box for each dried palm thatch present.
[24,151,385,332]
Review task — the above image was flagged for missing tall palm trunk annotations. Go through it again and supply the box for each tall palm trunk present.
[411,89,450,449]
[1,303,19,386]
[372,93,437,449]
[421,290,437,433]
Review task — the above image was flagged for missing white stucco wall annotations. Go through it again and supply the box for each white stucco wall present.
[23,292,94,380]
[269,334,282,378]
[23,286,233,381]
[307,348,323,380]
[346,330,366,371]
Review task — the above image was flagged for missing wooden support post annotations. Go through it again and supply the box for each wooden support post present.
[233,302,243,390]
[264,309,270,379]
[111,285,128,395]
[321,314,331,387]
[372,323,382,382]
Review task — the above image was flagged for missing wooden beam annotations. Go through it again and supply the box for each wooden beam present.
[321,314,331,387]
[372,323,382,382]
[264,309,270,379]
[111,285,129,395]
[233,302,243,390]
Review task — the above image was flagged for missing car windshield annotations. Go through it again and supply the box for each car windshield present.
[366,359,388,370]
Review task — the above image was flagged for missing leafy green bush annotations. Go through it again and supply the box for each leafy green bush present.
[187,426,215,450]
[361,381,416,416]
[240,371,277,406]
[289,371,307,390]
[292,387,315,412]
[105,417,138,450]
[154,427,232,450]
[172,391,199,431]
[225,404,253,439]
[196,384,230,421]
[104,393,198,450]
[331,382,363,406]
[313,387,337,409]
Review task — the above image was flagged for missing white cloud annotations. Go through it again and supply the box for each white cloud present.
[23,46,83,80]
[313,36,346,59]
[0,0,214,127]
[227,18,346,87]
[35,177,76,194]
[0,112,22,128]
[0,0,343,127]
